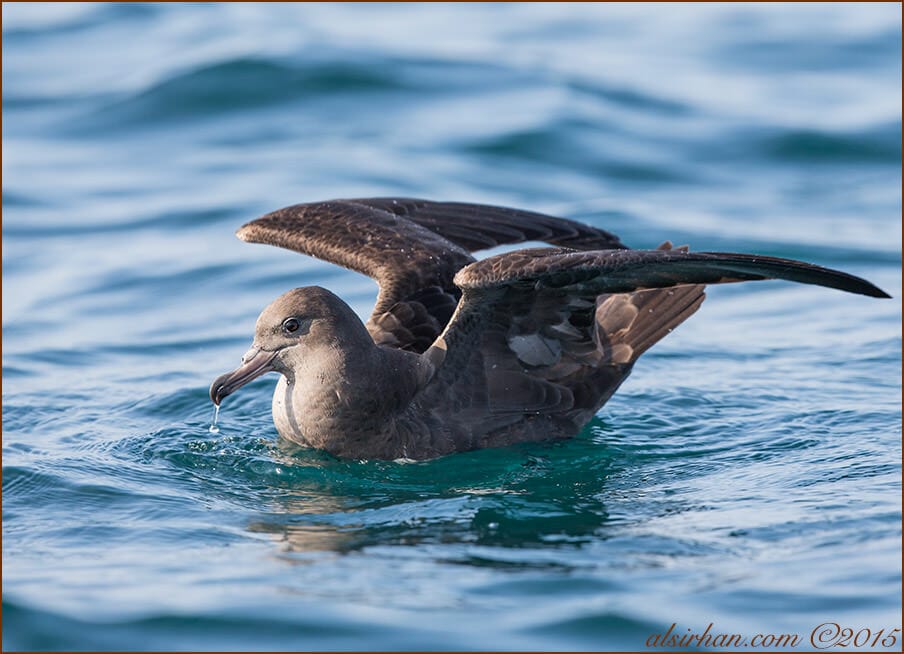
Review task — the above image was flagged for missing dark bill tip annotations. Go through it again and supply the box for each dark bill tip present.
[209,371,232,406]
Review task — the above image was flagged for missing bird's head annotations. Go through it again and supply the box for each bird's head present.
[209,286,366,405]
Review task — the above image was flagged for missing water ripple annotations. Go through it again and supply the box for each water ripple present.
[83,56,416,131]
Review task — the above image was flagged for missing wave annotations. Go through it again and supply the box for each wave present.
[756,122,902,164]
[81,56,414,131]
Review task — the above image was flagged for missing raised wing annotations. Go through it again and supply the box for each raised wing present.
[236,198,628,352]
[347,197,627,252]
[413,247,888,451]
[456,248,890,297]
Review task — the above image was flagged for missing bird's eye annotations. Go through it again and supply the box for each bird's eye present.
[282,318,300,334]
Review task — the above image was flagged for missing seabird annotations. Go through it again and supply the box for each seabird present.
[210,198,889,460]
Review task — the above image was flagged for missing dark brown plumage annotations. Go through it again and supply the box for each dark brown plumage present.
[210,198,889,460]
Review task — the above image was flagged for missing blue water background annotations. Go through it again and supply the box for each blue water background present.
[2,3,902,651]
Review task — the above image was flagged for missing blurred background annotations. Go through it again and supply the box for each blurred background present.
[3,3,901,651]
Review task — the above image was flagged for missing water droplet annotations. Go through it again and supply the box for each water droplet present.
[209,404,221,434]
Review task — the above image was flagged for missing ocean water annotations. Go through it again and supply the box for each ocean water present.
[2,3,901,651]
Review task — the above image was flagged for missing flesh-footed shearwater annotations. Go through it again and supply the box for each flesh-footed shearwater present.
[210,198,889,460]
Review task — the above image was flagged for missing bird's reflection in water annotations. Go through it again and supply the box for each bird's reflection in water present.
[247,429,623,565]
[248,520,354,557]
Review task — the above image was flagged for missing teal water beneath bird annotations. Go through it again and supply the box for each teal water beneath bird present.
[2,3,901,650]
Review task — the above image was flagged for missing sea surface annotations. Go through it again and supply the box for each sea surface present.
[2,3,901,651]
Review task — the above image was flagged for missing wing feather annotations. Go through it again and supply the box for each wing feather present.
[455,248,889,298]
[347,197,627,251]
